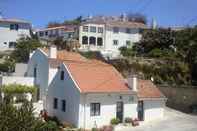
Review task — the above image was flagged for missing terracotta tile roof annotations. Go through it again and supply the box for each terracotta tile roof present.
[137,79,166,99]
[0,18,30,24]
[106,21,147,29]
[64,60,133,93]
[39,48,86,62]
[82,20,146,29]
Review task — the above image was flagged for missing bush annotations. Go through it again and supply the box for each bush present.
[46,116,61,126]
[62,121,75,128]
[101,125,114,131]
[110,118,120,125]
[124,117,132,123]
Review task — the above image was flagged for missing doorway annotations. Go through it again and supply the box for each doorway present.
[116,101,124,122]
[138,101,144,121]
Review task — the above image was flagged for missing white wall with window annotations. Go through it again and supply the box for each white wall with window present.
[78,93,138,129]
[0,21,31,51]
[79,23,105,51]
[79,22,142,59]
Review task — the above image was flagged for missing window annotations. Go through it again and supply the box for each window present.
[90,103,100,116]
[126,40,131,46]
[34,67,37,78]
[113,40,118,46]
[113,27,119,33]
[4,42,7,45]
[126,28,131,33]
[82,36,88,45]
[39,32,44,37]
[45,31,48,36]
[54,98,58,109]
[97,37,103,46]
[60,71,64,80]
[10,24,19,30]
[98,27,103,33]
[90,26,96,33]
[83,26,88,32]
[61,100,66,112]
[89,37,96,45]
[9,42,16,48]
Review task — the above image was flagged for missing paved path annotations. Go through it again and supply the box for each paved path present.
[115,108,197,131]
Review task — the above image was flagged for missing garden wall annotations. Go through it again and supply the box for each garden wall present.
[158,86,197,113]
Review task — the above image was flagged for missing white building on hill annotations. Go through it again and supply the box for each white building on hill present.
[0,17,31,51]
[79,19,146,59]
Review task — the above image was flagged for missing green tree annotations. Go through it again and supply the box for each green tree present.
[10,37,42,63]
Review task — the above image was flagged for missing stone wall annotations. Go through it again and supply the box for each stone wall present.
[158,86,197,113]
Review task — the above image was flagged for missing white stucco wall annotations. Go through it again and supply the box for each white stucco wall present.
[0,22,31,51]
[105,27,141,58]
[79,23,141,58]
[79,23,105,51]
[0,76,34,86]
[47,64,81,126]
[143,99,166,121]
[27,49,49,101]
[79,93,138,129]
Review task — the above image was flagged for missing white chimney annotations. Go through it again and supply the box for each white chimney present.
[127,75,138,91]
[49,45,57,59]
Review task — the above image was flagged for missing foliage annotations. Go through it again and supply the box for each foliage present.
[124,117,132,123]
[80,51,104,60]
[10,37,42,63]
[53,36,80,51]
[0,98,59,131]
[116,27,197,86]
[47,16,82,28]
[127,13,147,24]
[110,118,120,125]
[119,46,135,57]
[1,84,37,94]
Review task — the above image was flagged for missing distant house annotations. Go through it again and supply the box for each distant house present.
[27,46,166,129]
[36,25,78,45]
[79,18,146,59]
[0,17,31,51]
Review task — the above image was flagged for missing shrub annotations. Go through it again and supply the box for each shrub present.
[102,125,114,131]
[92,128,99,131]
[124,117,132,123]
[46,116,61,126]
[62,121,75,128]
[110,118,120,125]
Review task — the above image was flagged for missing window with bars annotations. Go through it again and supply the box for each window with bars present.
[90,103,100,116]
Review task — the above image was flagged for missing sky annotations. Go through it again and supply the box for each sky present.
[0,0,197,28]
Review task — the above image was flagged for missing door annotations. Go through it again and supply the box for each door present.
[138,101,144,121]
[116,101,124,122]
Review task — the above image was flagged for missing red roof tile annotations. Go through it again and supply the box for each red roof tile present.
[137,79,165,99]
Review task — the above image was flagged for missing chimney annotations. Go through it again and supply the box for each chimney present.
[127,75,138,91]
[49,45,57,59]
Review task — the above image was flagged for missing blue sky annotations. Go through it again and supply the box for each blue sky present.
[0,0,197,28]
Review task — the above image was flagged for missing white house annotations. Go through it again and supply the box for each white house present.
[26,46,166,129]
[79,19,146,59]
[0,17,31,51]
[36,25,77,45]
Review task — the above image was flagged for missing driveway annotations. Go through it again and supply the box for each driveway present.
[115,108,197,131]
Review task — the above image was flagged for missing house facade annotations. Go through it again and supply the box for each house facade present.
[79,20,146,58]
[26,46,166,129]
[0,18,31,51]
[36,25,77,45]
